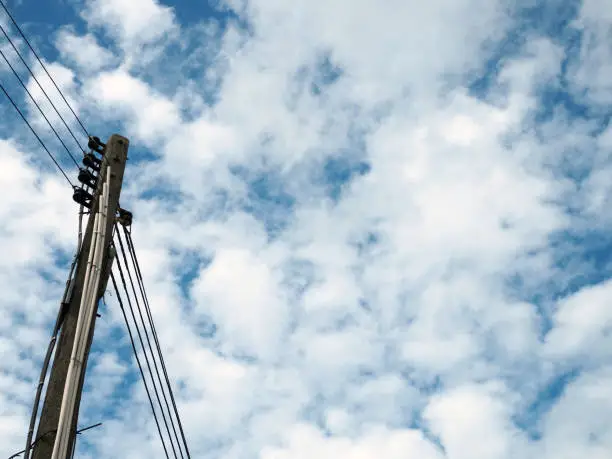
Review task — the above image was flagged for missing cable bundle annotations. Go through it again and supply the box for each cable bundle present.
[0,0,89,187]
[111,225,191,459]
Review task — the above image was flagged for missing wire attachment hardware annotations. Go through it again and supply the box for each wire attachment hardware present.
[72,188,93,209]
[83,153,101,172]
[78,169,97,189]
[88,136,105,154]
[117,208,133,227]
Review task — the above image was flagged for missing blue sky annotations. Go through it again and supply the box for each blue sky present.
[1,0,612,458]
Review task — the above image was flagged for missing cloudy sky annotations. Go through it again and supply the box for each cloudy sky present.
[1,0,612,457]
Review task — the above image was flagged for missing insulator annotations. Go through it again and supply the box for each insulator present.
[73,188,93,209]
[84,152,101,165]
[88,136,105,154]
[78,169,98,189]
[83,153,101,172]
[118,208,133,227]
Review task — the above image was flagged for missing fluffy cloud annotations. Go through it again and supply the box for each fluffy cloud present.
[1,0,612,458]
[260,423,444,459]
[424,383,524,459]
[55,30,116,73]
[82,0,177,49]
[544,279,612,362]
[569,0,612,106]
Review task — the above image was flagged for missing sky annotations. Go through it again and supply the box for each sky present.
[1,0,612,457]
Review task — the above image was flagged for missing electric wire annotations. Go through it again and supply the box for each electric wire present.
[124,226,190,457]
[117,228,187,458]
[113,245,178,459]
[110,267,170,459]
[0,0,90,137]
[22,206,85,459]
[117,227,186,457]
[68,206,85,459]
[0,42,81,168]
[114,230,182,459]
[0,79,74,187]
[0,22,86,156]
[69,422,104,459]
[123,226,191,458]
[8,423,102,459]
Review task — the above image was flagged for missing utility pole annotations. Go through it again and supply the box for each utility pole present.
[31,134,129,459]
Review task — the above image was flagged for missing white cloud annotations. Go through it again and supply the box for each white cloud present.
[3,0,612,458]
[261,423,444,459]
[82,0,177,49]
[568,0,612,106]
[85,68,181,144]
[55,30,115,73]
[192,247,288,360]
[24,60,85,142]
[544,279,612,362]
[424,383,525,459]
[539,367,612,459]
[0,139,76,261]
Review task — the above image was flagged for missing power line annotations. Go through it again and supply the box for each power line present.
[0,78,74,187]
[0,21,86,156]
[22,206,84,459]
[110,268,170,459]
[0,0,90,137]
[113,245,178,458]
[115,227,185,458]
[123,226,191,458]
[8,423,102,459]
[0,38,81,168]
[69,422,103,459]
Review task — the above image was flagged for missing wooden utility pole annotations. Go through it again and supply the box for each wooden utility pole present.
[32,134,129,459]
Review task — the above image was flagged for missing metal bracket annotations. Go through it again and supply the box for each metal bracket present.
[117,208,133,227]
